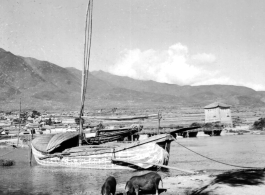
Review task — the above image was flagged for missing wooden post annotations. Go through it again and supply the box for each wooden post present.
[157,112,161,134]
[112,148,115,159]
[17,98,21,146]
[29,146,32,166]
[29,133,33,166]
[79,117,83,146]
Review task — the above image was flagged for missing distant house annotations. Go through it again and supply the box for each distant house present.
[204,102,232,127]
[61,118,76,124]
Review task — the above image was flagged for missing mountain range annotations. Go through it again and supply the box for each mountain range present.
[0,48,265,111]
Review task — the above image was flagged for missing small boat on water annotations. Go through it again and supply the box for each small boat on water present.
[203,128,222,136]
[31,132,173,170]
[30,0,198,170]
[30,0,168,170]
[31,125,197,169]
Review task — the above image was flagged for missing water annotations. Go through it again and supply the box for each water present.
[1,134,265,194]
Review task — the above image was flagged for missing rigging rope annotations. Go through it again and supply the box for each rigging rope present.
[173,137,264,169]
[80,0,93,116]
[79,0,93,144]
[82,0,93,108]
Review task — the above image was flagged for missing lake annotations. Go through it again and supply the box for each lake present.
[1,134,265,194]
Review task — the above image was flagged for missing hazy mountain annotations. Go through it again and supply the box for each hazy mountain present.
[0,48,110,110]
[0,48,182,110]
[91,71,265,106]
[0,48,264,111]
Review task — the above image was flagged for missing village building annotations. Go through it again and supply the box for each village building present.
[204,102,233,127]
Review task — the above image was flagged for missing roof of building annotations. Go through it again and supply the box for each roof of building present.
[204,102,230,109]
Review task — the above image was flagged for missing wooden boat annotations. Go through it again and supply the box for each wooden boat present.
[31,133,173,170]
[203,128,222,136]
[85,125,142,144]
[30,0,200,170]
[31,126,198,169]
[85,114,159,121]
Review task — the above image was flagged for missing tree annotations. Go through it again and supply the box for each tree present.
[20,112,28,124]
[253,118,265,130]
[75,117,85,126]
[46,118,52,125]
[31,110,41,118]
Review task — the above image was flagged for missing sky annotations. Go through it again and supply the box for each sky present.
[1,0,265,91]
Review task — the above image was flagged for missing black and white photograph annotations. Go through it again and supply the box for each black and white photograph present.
[1,0,265,194]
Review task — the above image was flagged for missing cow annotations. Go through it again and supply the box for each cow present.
[124,172,163,195]
[101,176,117,195]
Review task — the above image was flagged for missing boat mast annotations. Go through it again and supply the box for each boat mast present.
[79,0,93,146]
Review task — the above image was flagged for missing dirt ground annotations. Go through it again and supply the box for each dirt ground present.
[116,169,265,195]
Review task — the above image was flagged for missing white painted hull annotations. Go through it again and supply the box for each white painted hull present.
[32,134,172,170]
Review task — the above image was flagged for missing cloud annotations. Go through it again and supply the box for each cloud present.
[193,77,265,91]
[108,43,265,91]
[243,83,265,91]
[109,43,218,85]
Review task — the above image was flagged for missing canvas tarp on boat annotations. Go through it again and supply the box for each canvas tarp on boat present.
[31,125,141,153]
[31,134,173,170]
[32,132,79,153]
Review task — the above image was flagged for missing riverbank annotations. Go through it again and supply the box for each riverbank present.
[1,134,265,195]
[115,169,265,195]
[164,169,265,195]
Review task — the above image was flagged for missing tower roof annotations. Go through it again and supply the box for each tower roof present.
[204,102,230,109]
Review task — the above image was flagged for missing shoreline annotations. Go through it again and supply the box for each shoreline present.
[1,135,265,195]
[115,169,265,195]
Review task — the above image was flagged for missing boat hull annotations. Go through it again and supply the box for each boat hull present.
[204,129,222,136]
[32,134,172,170]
